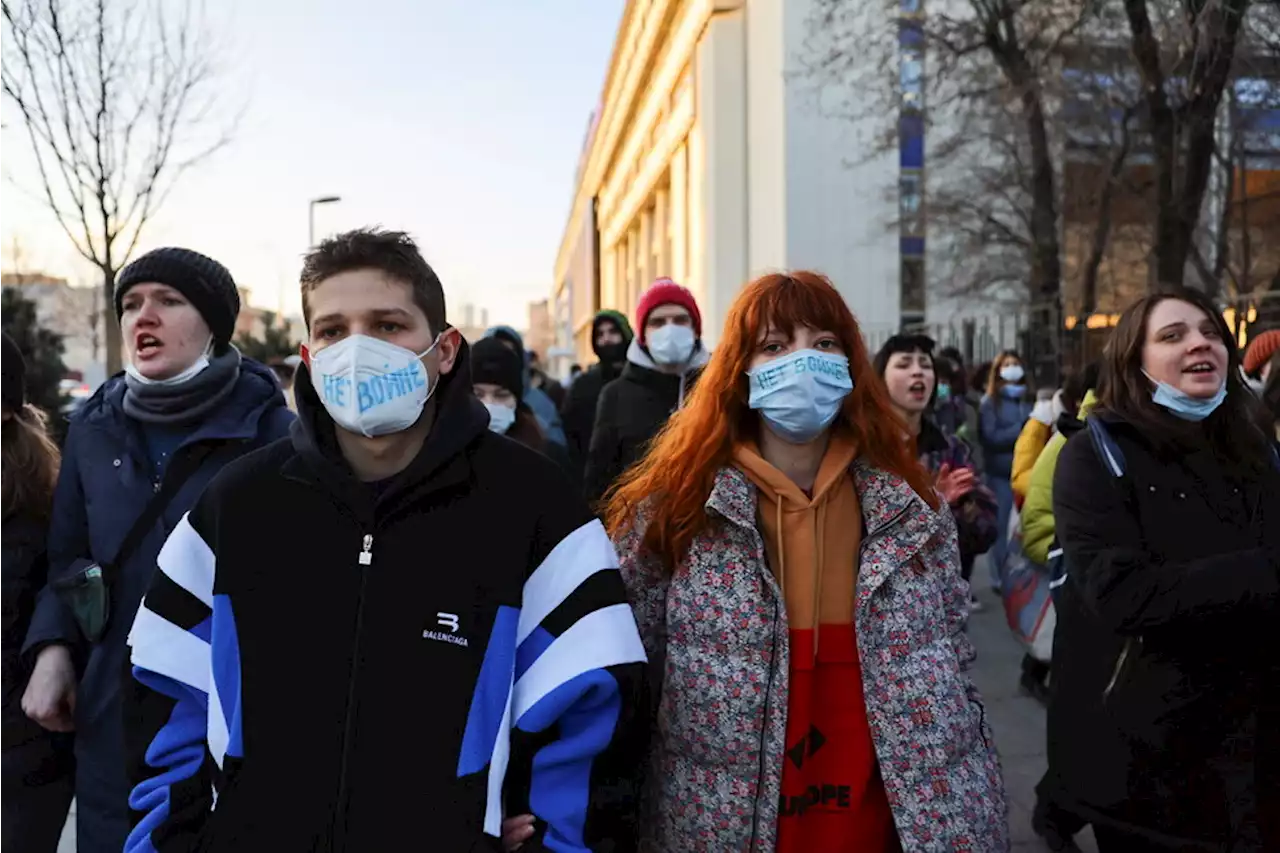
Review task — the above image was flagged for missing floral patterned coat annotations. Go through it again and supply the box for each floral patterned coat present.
[617,459,1009,852]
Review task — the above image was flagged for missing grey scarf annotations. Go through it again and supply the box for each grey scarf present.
[123,346,243,425]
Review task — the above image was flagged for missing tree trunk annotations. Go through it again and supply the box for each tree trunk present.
[1082,110,1135,315]
[1126,0,1249,288]
[1017,71,1064,386]
[101,266,122,375]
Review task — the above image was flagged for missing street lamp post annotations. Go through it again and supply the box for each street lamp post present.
[308,195,342,247]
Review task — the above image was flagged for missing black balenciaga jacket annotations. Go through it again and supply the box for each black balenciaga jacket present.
[124,340,647,853]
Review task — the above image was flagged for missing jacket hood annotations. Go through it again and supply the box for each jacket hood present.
[1054,390,1098,439]
[484,325,525,355]
[1077,388,1099,420]
[290,337,490,505]
[592,310,635,356]
[76,354,288,442]
[624,336,711,375]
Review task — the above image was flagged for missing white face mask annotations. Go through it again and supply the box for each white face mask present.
[125,338,214,387]
[647,324,696,366]
[310,334,440,437]
[484,401,516,434]
[999,363,1025,383]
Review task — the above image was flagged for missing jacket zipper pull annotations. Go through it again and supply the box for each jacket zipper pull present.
[358,534,373,566]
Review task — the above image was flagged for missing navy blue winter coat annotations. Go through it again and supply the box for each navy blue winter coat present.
[22,358,293,853]
[978,393,1032,479]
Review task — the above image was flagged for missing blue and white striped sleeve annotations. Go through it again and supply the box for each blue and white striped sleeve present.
[455,483,649,853]
[125,510,241,853]
[510,517,647,851]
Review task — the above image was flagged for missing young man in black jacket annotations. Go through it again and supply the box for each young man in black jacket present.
[124,229,647,853]
[583,280,709,507]
[561,310,633,478]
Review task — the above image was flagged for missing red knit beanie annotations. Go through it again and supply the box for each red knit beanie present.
[635,278,702,343]
[1243,328,1280,376]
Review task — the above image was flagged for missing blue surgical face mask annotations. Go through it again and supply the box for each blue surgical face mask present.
[747,349,854,444]
[935,383,952,403]
[1143,370,1227,422]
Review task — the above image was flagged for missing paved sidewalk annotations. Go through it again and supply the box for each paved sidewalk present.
[58,583,1094,853]
[966,582,1097,852]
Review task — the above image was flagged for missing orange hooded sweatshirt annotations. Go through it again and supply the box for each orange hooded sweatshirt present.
[733,436,899,852]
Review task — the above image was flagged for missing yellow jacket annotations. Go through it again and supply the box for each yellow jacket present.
[1022,390,1098,565]
[1011,419,1052,501]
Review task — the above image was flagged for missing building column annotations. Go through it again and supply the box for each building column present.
[670,141,689,283]
[693,8,748,349]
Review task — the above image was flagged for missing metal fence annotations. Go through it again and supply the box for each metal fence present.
[882,304,1069,389]
[873,288,1280,391]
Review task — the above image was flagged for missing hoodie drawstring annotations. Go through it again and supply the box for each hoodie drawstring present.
[773,491,828,663]
[814,498,829,660]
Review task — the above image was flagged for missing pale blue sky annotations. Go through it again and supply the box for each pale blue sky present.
[1,0,623,328]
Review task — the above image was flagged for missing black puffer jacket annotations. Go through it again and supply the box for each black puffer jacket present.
[1050,413,1280,850]
[562,360,623,478]
[583,339,709,507]
[2,512,73,774]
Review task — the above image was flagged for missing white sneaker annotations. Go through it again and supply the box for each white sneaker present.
[968,596,984,613]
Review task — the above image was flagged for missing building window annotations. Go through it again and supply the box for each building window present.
[900,114,924,168]
[901,55,923,109]
[902,257,926,315]
[900,172,923,235]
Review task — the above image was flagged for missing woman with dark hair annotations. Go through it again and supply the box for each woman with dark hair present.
[471,336,574,479]
[18,249,294,853]
[1051,287,1279,851]
[978,349,1032,585]
[1,334,74,852]
[608,272,1007,852]
[874,334,997,608]
[930,353,968,437]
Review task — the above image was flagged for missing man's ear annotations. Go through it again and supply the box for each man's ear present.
[435,327,463,376]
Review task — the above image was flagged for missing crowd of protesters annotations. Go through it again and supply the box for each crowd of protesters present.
[2,228,1278,852]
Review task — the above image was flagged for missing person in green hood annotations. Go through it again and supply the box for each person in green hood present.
[561,309,633,478]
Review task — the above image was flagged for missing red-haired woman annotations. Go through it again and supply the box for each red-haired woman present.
[606,272,1008,853]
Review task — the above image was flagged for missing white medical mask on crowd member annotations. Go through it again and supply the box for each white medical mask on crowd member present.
[999,363,1025,383]
[747,349,854,444]
[125,336,214,387]
[647,323,696,366]
[484,401,516,434]
[310,333,440,437]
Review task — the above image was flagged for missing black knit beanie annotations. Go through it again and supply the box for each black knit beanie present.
[1,333,25,413]
[470,336,524,405]
[114,248,241,347]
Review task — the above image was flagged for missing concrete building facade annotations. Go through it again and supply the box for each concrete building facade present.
[552,0,906,372]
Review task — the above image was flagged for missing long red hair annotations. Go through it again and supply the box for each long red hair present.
[604,271,938,571]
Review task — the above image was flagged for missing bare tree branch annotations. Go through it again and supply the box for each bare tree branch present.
[1,0,236,372]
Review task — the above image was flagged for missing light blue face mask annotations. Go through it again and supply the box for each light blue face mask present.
[747,349,854,444]
[1144,370,1227,422]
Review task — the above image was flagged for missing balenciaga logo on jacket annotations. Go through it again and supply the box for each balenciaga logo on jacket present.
[123,344,648,853]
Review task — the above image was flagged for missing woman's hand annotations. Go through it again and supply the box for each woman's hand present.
[501,814,536,851]
[22,644,77,732]
[936,463,977,504]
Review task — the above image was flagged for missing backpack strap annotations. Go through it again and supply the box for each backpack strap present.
[1085,417,1126,479]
